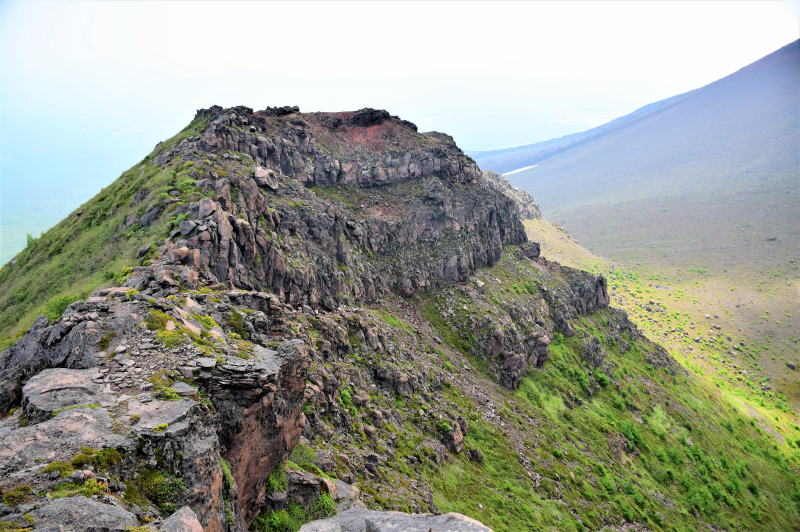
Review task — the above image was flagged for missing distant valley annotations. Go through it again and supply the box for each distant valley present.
[475,40,800,408]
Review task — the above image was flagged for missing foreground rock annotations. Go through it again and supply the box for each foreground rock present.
[300,509,492,532]
[0,286,309,530]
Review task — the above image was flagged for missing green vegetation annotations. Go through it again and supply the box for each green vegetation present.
[0,116,209,349]
[286,443,328,478]
[49,478,106,499]
[147,368,181,400]
[42,460,74,478]
[369,309,413,333]
[124,469,186,514]
[251,494,336,532]
[2,485,31,506]
[69,446,121,470]
[266,463,288,493]
[418,305,800,530]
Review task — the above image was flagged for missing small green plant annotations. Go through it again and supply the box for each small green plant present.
[97,330,116,350]
[145,310,172,331]
[251,494,336,532]
[42,460,74,478]
[153,423,168,432]
[193,313,218,330]
[157,387,181,400]
[49,478,106,499]
[124,470,185,514]
[436,420,453,433]
[220,458,235,492]
[305,493,336,521]
[225,310,250,340]
[266,463,288,493]
[2,485,32,506]
[43,294,82,321]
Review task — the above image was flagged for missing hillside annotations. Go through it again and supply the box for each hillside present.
[526,218,799,427]
[474,40,800,408]
[473,39,799,271]
[0,106,797,531]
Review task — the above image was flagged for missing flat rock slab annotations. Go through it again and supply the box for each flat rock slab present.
[127,398,196,432]
[171,381,198,397]
[300,509,493,532]
[29,496,138,530]
[22,368,114,423]
[0,407,130,476]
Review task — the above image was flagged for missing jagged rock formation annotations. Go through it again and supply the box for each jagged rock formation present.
[153,106,525,308]
[0,106,716,532]
[483,170,542,220]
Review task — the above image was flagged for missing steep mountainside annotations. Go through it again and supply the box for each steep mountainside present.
[468,92,689,175]
[473,40,800,408]
[0,107,797,531]
[474,39,799,271]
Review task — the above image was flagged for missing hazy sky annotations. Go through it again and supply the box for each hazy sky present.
[0,0,798,262]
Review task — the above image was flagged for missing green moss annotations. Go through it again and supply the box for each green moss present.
[2,485,31,506]
[42,460,74,478]
[0,522,33,532]
[152,423,168,432]
[155,329,185,348]
[266,463,288,493]
[225,310,250,340]
[97,330,116,350]
[158,387,181,401]
[220,458,235,492]
[369,309,413,333]
[147,370,181,400]
[49,478,106,499]
[193,313,219,330]
[251,494,336,532]
[64,447,121,470]
[145,310,172,331]
[124,469,185,514]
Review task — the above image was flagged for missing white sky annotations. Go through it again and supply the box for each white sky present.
[1,0,797,150]
[0,0,798,262]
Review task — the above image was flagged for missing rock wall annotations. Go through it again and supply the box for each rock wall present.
[151,106,527,309]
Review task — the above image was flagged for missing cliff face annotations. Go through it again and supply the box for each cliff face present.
[0,106,726,532]
[152,106,527,309]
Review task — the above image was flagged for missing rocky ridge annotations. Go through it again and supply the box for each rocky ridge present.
[0,106,686,531]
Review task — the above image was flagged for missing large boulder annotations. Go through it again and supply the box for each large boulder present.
[28,496,138,530]
[300,509,492,532]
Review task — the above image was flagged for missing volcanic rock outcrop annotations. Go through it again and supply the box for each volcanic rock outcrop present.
[0,105,670,531]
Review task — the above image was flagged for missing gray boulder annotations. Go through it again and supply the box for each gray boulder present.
[22,368,113,423]
[157,506,203,531]
[300,509,492,531]
[29,496,138,530]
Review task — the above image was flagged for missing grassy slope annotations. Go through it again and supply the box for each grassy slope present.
[289,246,798,530]
[0,117,209,348]
[413,250,799,531]
[525,218,799,437]
[542,190,800,391]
